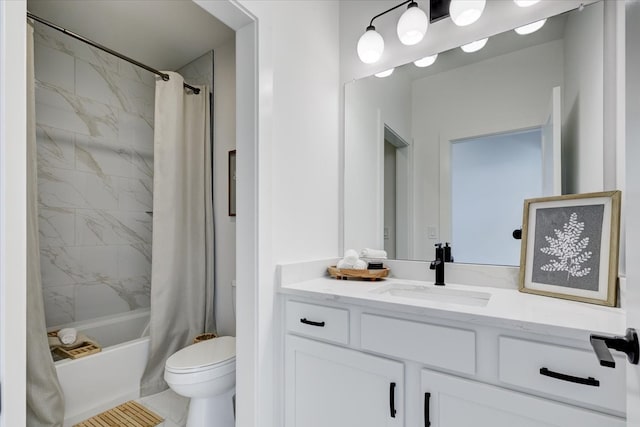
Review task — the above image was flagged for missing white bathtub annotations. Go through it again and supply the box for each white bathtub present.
[50,308,150,426]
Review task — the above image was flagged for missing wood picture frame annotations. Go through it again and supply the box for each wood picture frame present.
[229,149,236,216]
[518,191,621,306]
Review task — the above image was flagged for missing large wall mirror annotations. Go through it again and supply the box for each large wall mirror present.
[344,1,606,266]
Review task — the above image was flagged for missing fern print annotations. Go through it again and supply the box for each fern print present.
[539,212,592,280]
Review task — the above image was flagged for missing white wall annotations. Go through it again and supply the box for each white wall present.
[562,1,604,194]
[626,1,640,423]
[344,70,411,253]
[0,1,27,425]
[233,2,341,426]
[213,39,237,336]
[413,40,564,260]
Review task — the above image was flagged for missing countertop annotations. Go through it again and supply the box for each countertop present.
[279,276,626,340]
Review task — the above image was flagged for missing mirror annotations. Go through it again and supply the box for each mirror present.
[344,1,605,266]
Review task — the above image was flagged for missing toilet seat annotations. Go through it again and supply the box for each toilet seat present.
[166,336,235,374]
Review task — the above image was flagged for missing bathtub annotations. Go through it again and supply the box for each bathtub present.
[49,308,150,426]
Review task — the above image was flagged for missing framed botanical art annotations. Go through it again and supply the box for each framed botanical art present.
[519,191,621,306]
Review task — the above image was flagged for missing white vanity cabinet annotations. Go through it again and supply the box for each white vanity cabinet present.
[282,297,626,427]
[420,370,624,427]
[285,335,404,427]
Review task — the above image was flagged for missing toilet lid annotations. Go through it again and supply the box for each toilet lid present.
[166,336,235,371]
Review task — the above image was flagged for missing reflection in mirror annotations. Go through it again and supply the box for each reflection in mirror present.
[344,1,604,266]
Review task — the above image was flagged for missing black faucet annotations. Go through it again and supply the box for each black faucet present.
[430,243,446,286]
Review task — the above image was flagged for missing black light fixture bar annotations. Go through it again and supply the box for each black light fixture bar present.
[429,0,452,23]
[367,0,414,29]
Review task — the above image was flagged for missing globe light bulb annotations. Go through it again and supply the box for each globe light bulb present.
[357,26,384,64]
[449,0,486,27]
[515,19,547,35]
[375,68,395,78]
[397,3,428,46]
[414,53,438,68]
[460,37,488,53]
[514,0,540,7]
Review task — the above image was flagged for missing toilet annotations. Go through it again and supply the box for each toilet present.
[164,336,236,427]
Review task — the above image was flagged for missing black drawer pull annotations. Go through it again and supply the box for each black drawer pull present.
[424,392,431,427]
[300,318,325,327]
[389,382,397,418]
[539,367,600,387]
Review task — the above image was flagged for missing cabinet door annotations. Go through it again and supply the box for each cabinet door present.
[285,335,404,427]
[420,370,624,427]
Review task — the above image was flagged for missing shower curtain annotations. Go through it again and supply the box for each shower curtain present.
[26,19,66,427]
[141,72,215,396]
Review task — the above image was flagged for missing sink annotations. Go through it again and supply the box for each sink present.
[370,283,491,307]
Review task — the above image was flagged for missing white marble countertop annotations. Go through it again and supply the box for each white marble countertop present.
[279,276,626,340]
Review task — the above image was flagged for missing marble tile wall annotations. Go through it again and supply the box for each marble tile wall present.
[34,24,155,326]
[177,51,213,89]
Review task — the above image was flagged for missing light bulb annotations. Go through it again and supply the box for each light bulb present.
[414,53,438,68]
[449,0,486,27]
[514,0,540,7]
[461,37,488,53]
[397,2,428,46]
[375,68,394,78]
[515,19,546,35]
[357,26,384,64]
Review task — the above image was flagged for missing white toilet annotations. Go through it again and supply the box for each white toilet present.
[164,336,236,427]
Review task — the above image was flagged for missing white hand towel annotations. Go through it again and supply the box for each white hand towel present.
[343,249,359,265]
[58,328,77,345]
[352,259,368,270]
[360,248,388,259]
[337,259,368,270]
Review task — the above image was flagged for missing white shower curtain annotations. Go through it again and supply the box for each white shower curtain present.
[26,19,66,426]
[141,72,215,395]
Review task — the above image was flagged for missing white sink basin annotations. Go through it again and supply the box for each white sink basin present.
[370,283,491,307]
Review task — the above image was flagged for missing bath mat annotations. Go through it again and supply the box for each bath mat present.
[73,400,164,427]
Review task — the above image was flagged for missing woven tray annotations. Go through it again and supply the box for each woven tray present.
[327,266,389,281]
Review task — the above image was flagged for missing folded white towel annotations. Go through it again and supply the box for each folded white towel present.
[337,259,367,270]
[58,328,77,345]
[360,248,388,259]
[343,249,359,265]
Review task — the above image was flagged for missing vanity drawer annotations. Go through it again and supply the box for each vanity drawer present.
[360,314,476,375]
[286,300,349,345]
[498,336,626,414]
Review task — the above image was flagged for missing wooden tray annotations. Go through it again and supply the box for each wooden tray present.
[53,342,101,360]
[327,266,389,281]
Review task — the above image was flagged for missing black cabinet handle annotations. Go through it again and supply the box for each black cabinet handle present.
[389,382,397,418]
[300,318,325,327]
[424,392,431,427]
[539,367,600,387]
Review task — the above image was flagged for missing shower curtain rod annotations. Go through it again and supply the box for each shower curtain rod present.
[27,12,201,95]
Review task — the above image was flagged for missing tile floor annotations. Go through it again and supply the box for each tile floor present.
[138,389,190,427]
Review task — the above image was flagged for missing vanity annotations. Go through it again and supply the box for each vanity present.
[278,0,628,425]
[278,260,626,426]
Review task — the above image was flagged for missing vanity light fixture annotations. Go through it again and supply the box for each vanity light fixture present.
[375,68,395,78]
[357,26,385,64]
[397,1,429,45]
[449,0,486,27]
[514,18,546,35]
[460,37,488,53]
[414,53,438,67]
[513,0,540,7]
[357,0,428,64]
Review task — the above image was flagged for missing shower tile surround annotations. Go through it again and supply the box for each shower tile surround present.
[34,24,155,326]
